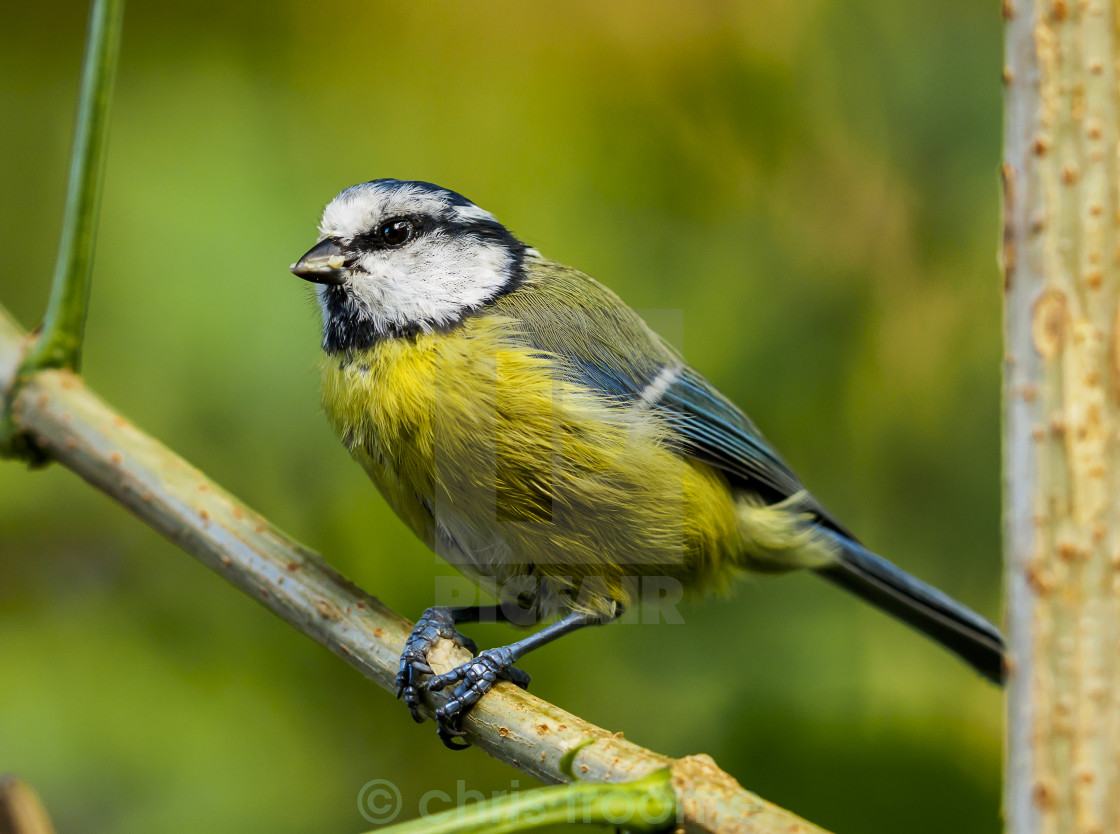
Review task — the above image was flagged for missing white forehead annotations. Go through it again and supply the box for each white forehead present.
[318,181,497,241]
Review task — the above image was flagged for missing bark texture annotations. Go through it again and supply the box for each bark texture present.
[1002,1,1120,831]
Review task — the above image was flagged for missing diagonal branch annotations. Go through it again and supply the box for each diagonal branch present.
[0,304,828,834]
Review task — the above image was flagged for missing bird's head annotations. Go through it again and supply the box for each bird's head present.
[291,179,529,352]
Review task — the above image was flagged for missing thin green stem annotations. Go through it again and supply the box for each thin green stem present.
[22,0,125,374]
[1,0,124,460]
[361,770,678,834]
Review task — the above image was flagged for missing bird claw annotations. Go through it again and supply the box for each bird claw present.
[396,608,531,749]
[435,714,471,750]
[427,647,531,744]
[429,654,530,749]
[396,607,479,726]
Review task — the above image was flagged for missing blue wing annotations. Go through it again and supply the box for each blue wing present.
[593,363,855,539]
[657,366,807,502]
[494,260,852,537]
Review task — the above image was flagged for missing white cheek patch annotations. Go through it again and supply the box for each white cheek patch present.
[345,236,513,331]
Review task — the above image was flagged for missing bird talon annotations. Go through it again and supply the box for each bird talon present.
[424,647,523,737]
[425,667,464,692]
[395,607,479,722]
[436,714,470,750]
[396,611,531,743]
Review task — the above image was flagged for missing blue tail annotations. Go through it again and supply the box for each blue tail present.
[814,529,1004,684]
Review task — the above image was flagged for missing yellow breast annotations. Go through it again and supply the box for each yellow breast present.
[319,313,742,615]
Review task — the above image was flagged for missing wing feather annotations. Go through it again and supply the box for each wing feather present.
[492,258,852,537]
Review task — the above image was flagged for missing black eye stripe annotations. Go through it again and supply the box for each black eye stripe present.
[349,212,525,256]
[352,216,422,251]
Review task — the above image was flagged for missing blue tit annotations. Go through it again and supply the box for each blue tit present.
[291,179,1003,747]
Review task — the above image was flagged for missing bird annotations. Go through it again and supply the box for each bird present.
[290,178,1004,748]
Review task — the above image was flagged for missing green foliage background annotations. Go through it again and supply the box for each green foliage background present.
[1,1,1003,831]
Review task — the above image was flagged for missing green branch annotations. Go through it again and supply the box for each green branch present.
[1,0,124,461]
[364,770,677,834]
[23,0,125,374]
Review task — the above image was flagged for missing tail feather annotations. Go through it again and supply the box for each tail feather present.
[814,529,1005,685]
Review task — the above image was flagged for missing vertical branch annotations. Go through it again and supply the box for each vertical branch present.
[20,0,125,374]
[1002,0,1120,831]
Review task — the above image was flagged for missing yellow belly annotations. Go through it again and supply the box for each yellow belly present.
[319,313,742,615]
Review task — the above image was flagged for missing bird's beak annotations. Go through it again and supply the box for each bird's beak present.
[290,238,347,285]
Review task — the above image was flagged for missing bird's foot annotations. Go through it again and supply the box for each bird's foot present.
[427,647,531,748]
[396,607,478,724]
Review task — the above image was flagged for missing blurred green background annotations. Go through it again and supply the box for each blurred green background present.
[0,1,1004,831]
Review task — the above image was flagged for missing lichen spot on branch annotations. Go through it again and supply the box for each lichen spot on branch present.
[1032,288,1068,359]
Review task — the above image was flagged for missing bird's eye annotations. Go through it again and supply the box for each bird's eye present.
[380,219,413,247]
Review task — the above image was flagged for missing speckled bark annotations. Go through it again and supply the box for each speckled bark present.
[1002,1,1120,832]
